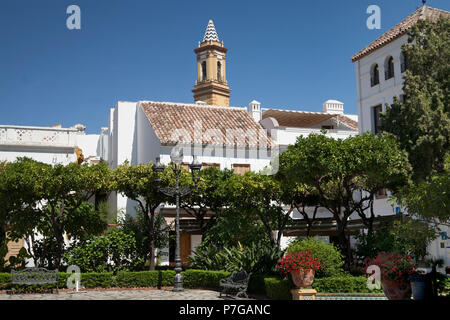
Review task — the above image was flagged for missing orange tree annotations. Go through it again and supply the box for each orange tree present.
[1,158,110,268]
[278,133,411,268]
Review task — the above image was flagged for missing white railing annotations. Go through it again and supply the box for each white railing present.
[0,125,78,148]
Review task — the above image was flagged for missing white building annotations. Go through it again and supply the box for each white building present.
[259,99,358,151]
[351,5,449,269]
[0,123,107,166]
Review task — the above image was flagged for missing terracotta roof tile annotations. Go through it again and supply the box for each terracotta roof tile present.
[335,114,359,131]
[262,109,358,131]
[351,6,449,62]
[140,101,274,147]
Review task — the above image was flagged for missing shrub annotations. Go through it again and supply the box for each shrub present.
[81,272,116,288]
[286,238,344,277]
[64,230,143,273]
[189,242,283,275]
[248,274,268,294]
[115,270,175,288]
[312,275,383,293]
[183,269,230,289]
[264,275,383,299]
[264,277,293,300]
[188,244,228,271]
[0,272,11,289]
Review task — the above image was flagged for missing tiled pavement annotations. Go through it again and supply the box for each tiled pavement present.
[0,289,387,300]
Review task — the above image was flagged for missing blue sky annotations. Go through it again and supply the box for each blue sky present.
[1,0,449,133]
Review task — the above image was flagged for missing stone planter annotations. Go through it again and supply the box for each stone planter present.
[381,279,411,300]
[291,269,315,288]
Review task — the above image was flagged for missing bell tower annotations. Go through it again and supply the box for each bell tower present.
[192,20,231,106]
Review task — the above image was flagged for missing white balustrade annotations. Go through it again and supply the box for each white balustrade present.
[0,126,78,148]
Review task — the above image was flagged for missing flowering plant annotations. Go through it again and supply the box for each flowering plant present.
[363,252,416,281]
[277,250,323,274]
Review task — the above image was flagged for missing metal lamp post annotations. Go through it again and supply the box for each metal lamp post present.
[152,148,201,292]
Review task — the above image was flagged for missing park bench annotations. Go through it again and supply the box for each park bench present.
[10,267,59,294]
[219,270,252,298]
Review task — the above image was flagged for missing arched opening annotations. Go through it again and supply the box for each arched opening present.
[385,56,394,80]
[202,61,207,81]
[371,63,380,87]
[217,61,222,81]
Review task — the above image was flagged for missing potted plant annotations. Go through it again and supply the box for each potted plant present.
[408,269,431,300]
[364,252,416,300]
[277,249,323,288]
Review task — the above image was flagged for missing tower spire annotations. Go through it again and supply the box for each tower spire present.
[202,19,220,42]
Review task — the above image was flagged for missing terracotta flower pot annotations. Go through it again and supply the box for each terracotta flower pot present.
[291,269,315,288]
[381,279,412,300]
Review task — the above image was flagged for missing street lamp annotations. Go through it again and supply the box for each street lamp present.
[152,148,201,292]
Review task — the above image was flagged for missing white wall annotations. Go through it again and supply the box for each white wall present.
[355,34,408,134]
[136,103,161,165]
[271,127,358,147]
[76,134,100,159]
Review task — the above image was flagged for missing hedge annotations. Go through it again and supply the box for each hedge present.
[0,270,178,290]
[313,275,383,294]
[115,271,175,288]
[183,270,230,289]
[264,277,293,300]
[264,275,384,300]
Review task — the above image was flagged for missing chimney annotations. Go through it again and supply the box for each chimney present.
[323,100,344,114]
[249,100,261,122]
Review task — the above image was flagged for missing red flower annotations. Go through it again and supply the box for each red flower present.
[277,250,322,274]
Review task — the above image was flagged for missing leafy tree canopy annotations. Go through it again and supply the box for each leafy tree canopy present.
[382,16,450,182]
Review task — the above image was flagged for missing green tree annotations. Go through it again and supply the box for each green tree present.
[278,133,411,267]
[120,209,169,270]
[382,16,450,182]
[180,167,234,235]
[200,207,268,249]
[113,162,171,270]
[400,154,450,224]
[355,218,436,262]
[231,172,294,248]
[1,158,110,268]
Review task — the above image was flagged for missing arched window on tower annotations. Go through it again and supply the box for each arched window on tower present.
[217,61,222,81]
[385,56,395,80]
[202,61,207,81]
[371,63,380,87]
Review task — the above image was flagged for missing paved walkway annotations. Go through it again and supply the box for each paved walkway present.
[0,289,387,300]
[0,288,234,300]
